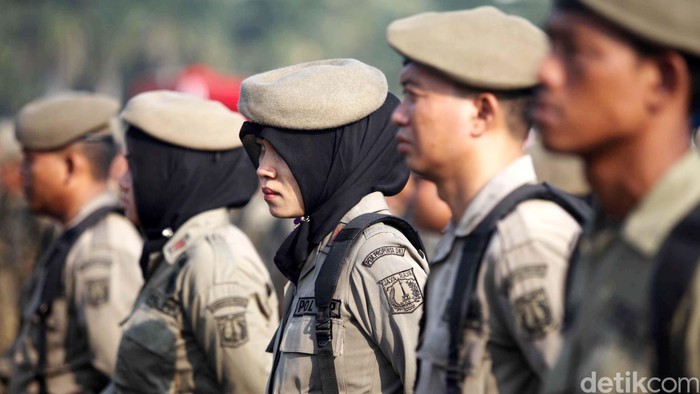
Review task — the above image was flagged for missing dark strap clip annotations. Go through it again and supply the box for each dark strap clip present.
[315,309,332,348]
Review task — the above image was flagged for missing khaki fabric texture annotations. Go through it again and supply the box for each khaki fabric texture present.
[267,192,429,393]
[575,0,700,57]
[543,151,700,393]
[108,208,279,394]
[15,92,119,151]
[416,156,582,394]
[121,90,246,150]
[8,193,143,394]
[387,7,548,90]
[238,59,388,130]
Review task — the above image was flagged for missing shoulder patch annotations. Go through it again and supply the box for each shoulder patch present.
[293,297,341,318]
[378,268,424,314]
[85,278,110,307]
[503,264,548,294]
[362,246,406,268]
[513,288,554,339]
[207,297,248,313]
[216,313,248,348]
[78,258,111,272]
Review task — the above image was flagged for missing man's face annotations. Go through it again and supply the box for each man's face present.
[534,10,656,157]
[20,149,67,216]
[392,63,477,179]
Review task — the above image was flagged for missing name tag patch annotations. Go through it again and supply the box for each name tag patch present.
[293,297,342,318]
[362,246,406,268]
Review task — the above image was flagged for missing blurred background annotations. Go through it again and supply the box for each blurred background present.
[0,0,552,114]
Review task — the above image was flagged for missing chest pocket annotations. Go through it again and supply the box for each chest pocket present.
[114,288,182,393]
[279,315,344,356]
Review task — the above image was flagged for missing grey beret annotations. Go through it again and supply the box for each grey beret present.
[121,90,245,150]
[572,0,700,57]
[15,92,119,150]
[238,58,388,130]
[387,7,549,90]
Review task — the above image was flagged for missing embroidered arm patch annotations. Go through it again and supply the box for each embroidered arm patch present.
[513,288,554,339]
[216,313,248,348]
[362,246,407,268]
[85,278,110,307]
[378,268,424,314]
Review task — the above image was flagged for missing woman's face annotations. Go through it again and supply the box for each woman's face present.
[117,145,140,225]
[256,138,305,218]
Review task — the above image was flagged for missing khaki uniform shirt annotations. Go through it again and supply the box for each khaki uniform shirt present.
[543,151,700,393]
[9,193,143,393]
[268,192,429,393]
[109,208,279,394]
[416,156,582,394]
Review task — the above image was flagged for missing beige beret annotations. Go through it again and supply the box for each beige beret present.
[387,7,548,90]
[121,90,245,150]
[572,0,700,57]
[0,120,21,165]
[15,92,119,151]
[238,58,388,130]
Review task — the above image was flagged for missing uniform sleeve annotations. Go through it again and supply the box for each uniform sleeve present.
[487,230,570,377]
[346,227,429,394]
[672,259,700,378]
[72,234,143,377]
[180,240,278,393]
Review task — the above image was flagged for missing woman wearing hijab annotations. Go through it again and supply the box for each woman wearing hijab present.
[238,59,429,394]
[105,91,279,393]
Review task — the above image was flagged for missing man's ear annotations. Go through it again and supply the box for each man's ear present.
[646,51,691,113]
[470,92,500,137]
[64,146,89,184]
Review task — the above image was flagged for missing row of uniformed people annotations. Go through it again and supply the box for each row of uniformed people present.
[3,1,700,393]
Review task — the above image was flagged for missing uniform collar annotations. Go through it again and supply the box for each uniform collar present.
[297,192,390,282]
[432,155,537,263]
[162,208,231,264]
[621,150,700,257]
[65,192,117,230]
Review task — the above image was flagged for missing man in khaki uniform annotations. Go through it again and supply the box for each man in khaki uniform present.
[534,0,700,391]
[106,91,279,393]
[7,92,143,393]
[387,8,584,393]
[238,59,429,393]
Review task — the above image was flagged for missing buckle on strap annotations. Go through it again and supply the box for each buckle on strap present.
[315,308,332,348]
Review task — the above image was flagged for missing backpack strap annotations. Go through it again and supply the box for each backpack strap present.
[315,212,425,394]
[651,201,700,379]
[445,183,590,394]
[35,205,121,394]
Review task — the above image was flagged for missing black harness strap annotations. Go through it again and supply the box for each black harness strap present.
[651,201,700,380]
[445,183,590,394]
[314,213,424,394]
[35,205,120,394]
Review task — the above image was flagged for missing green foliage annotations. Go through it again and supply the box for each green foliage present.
[0,0,551,115]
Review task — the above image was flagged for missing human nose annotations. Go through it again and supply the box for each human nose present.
[391,101,409,127]
[256,154,276,179]
[537,51,564,89]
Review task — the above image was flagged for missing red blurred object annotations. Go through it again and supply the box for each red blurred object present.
[128,64,244,111]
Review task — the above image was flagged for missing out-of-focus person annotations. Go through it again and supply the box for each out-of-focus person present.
[6,92,143,394]
[105,91,278,393]
[535,0,700,391]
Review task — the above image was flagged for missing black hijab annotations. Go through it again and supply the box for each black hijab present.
[126,126,258,275]
[240,93,408,283]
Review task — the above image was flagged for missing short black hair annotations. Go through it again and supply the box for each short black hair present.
[75,136,117,181]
